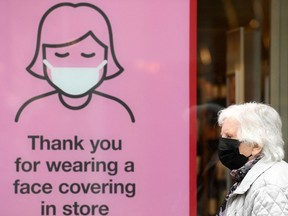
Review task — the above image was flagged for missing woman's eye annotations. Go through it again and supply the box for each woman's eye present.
[81,52,96,58]
[55,52,70,58]
[221,134,232,139]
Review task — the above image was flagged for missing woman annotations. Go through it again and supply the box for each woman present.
[217,102,288,216]
[15,2,135,123]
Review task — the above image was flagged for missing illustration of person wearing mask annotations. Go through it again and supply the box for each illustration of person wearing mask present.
[15,2,135,123]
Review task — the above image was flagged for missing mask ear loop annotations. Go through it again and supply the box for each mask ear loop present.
[96,60,108,71]
[248,142,261,158]
[43,59,54,70]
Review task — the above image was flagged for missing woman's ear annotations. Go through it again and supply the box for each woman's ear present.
[252,144,263,156]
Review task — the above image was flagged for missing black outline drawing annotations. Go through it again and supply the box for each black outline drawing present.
[15,2,135,123]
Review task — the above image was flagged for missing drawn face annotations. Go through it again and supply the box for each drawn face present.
[43,33,108,97]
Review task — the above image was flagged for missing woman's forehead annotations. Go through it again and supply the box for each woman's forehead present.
[221,118,239,134]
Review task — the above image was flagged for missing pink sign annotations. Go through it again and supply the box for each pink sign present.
[0,0,195,215]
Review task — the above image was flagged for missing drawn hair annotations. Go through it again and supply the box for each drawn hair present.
[27,2,123,80]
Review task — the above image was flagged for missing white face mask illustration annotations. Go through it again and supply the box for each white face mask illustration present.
[43,59,107,96]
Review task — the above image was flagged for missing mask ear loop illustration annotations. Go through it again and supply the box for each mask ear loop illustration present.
[96,60,108,70]
[43,59,54,70]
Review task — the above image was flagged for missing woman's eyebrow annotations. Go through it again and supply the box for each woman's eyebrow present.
[55,52,70,58]
[81,52,96,58]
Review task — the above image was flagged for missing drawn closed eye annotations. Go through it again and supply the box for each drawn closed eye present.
[55,52,70,58]
[81,52,96,58]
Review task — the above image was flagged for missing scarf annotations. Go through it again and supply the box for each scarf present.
[216,154,263,216]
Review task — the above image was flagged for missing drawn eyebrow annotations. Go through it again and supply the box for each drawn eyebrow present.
[55,52,70,58]
[81,52,96,58]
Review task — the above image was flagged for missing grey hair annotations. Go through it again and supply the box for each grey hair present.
[218,102,284,161]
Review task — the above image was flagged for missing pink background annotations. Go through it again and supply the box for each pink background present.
[0,0,191,215]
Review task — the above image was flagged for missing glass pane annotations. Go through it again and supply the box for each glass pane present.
[197,1,270,215]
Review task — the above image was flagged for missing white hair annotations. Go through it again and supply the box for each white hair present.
[218,102,284,161]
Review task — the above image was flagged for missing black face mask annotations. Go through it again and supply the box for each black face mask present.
[218,137,251,170]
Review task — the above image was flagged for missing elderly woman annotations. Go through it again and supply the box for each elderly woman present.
[216,102,288,216]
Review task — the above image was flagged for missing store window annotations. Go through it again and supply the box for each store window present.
[197,1,270,215]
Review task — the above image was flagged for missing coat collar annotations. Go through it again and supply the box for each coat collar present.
[233,158,276,194]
